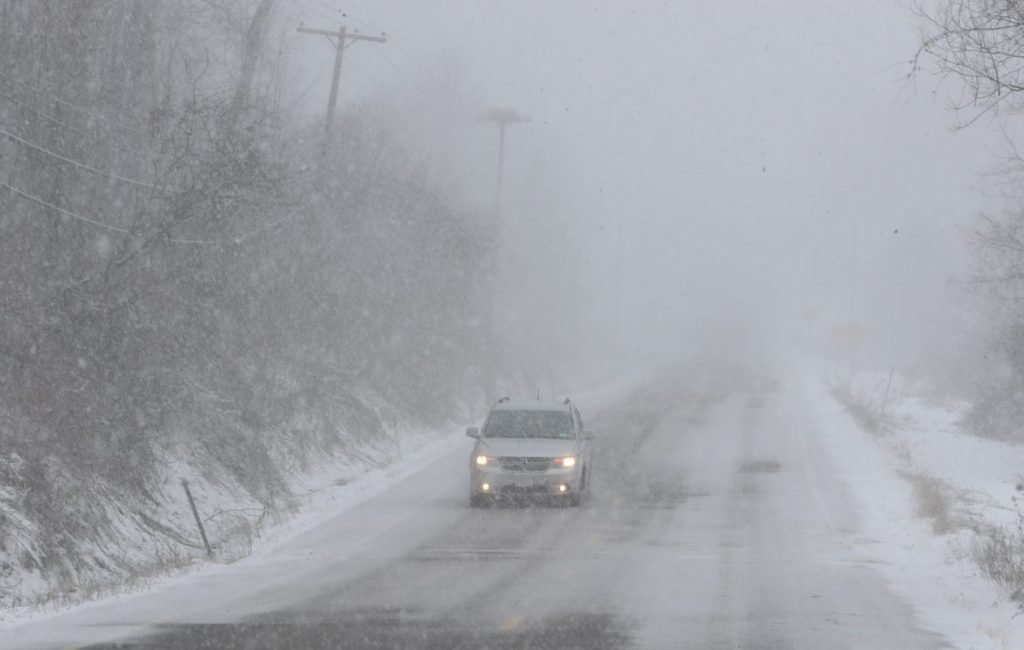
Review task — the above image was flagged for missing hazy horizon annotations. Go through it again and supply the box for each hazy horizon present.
[285,0,1004,386]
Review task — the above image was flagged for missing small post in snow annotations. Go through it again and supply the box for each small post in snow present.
[181,479,213,558]
[880,366,895,418]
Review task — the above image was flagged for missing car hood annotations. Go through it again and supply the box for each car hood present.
[477,437,579,458]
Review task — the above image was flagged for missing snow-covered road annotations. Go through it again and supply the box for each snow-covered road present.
[7,375,947,649]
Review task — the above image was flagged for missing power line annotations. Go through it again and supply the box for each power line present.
[1,181,131,233]
[340,11,387,36]
[3,178,306,245]
[0,125,164,192]
[297,23,387,134]
[382,35,444,87]
[294,0,341,22]
[289,2,440,97]
[169,206,310,246]
[0,89,147,159]
[0,70,148,137]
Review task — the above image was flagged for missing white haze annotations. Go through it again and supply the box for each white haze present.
[285,0,1002,385]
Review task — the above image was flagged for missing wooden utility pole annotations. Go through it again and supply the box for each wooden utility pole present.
[480,108,530,221]
[477,109,528,398]
[297,24,387,135]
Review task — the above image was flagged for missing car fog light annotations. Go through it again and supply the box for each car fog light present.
[482,483,490,492]
[558,484,568,493]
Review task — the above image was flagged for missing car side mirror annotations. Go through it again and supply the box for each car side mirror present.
[466,426,480,439]
[582,430,596,440]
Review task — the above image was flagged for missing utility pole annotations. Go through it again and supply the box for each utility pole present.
[481,108,530,221]
[478,108,528,399]
[297,24,387,135]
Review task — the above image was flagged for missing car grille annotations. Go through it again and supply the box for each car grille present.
[497,456,553,472]
[499,484,551,495]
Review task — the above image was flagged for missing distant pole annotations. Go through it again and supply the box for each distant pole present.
[477,109,528,398]
[298,24,387,135]
[325,26,346,134]
[848,212,860,382]
[480,108,530,221]
[496,121,506,216]
[880,365,895,417]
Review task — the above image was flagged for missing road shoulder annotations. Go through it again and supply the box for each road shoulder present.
[807,368,1024,648]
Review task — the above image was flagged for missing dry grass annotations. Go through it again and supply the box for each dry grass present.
[899,471,971,535]
[971,495,1024,605]
[902,473,1024,606]
[829,382,901,436]
[831,378,1024,606]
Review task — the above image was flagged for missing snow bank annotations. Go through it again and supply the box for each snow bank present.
[0,419,464,630]
[806,365,1024,648]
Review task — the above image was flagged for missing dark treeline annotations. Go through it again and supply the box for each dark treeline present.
[0,0,492,517]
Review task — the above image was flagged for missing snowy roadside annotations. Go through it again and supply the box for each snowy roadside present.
[0,367,663,635]
[0,423,467,632]
[805,366,1024,649]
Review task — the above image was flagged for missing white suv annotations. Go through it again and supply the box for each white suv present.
[466,398,593,507]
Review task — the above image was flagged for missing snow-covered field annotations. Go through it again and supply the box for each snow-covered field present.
[810,366,1024,648]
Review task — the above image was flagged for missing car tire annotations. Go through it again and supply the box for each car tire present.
[470,493,489,508]
[566,468,587,507]
[567,470,585,507]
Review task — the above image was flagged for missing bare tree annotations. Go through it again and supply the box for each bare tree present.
[914,1,1024,435]
[229,0,277,120]
[915,0,1024,127]
[0,1,495,601]
[0,0,493,479]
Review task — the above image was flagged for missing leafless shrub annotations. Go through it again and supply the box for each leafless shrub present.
[972,496,1024,604]
[914,1,1024,441]
[829,381,901,435]
[901,471,974,535]
[0,0,495,608]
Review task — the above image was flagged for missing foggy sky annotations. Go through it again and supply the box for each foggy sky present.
[285,0,1003,384]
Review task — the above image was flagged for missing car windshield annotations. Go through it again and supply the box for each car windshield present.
[483,410,574,439]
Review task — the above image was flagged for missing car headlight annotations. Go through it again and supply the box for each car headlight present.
[475,455,491,466]
[554,456,577,468]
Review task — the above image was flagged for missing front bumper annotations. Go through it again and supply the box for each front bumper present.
[470,465,579,497]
